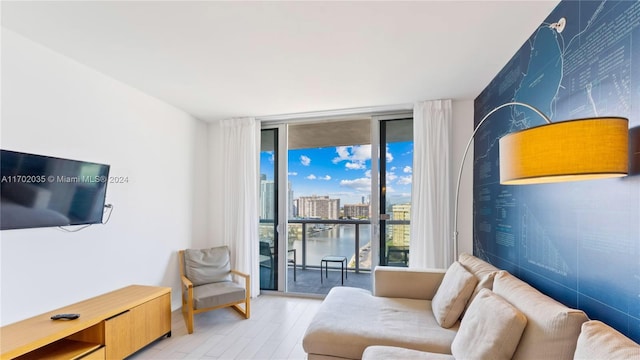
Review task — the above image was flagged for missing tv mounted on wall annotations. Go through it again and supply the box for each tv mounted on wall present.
[1,150,110,230]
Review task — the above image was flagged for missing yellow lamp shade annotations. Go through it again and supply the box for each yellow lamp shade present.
[499,117,629,185]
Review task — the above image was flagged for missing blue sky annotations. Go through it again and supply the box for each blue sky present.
[260,141,413,206]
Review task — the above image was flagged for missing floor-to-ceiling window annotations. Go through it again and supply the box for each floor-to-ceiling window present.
[259,114,413,295]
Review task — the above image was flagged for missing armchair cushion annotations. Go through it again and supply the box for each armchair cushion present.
[191,282,246,310]
[184,246,232,286]
[431,261,478,328]
[451,289,527,360]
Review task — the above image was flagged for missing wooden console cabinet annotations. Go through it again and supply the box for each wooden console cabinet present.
[0,285,171,360]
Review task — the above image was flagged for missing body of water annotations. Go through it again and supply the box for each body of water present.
[291,224,371,269]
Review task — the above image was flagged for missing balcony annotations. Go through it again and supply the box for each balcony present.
[260,218,409,295]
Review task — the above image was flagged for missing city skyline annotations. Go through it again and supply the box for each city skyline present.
[260,141,413,207]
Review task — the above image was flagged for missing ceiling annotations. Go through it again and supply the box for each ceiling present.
[1,1,560,122]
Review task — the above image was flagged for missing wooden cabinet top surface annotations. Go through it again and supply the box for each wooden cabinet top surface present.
[0,285,171,359]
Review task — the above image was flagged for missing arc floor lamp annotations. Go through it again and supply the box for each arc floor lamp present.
[453,101,629,256]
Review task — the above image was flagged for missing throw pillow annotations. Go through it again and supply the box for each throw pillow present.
[452,288,528,360]
[463,271,496,315]
[458,253,500,314]
[431,261,478,328]
[184,246,232,286]
[573,320,640,359]
[492,271,587,360]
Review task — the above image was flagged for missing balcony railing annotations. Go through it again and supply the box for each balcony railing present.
[260,218,410,274]
[288,219,371,273]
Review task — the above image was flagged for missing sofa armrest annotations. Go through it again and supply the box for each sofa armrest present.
[373,266,446,300]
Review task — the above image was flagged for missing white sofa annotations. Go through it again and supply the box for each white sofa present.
[302,253,639,360]
[302,253,505,359]
[361,320,640,360]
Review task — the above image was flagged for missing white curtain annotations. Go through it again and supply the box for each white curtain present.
[410,99,453,268]
[220,117,260,297]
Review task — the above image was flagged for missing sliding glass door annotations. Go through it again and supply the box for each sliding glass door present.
[259,115,413,294]
[378,118,413,266]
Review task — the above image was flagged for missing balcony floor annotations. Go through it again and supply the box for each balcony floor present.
[285,267,372,295]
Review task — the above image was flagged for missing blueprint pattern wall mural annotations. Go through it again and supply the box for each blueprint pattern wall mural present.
[474,0,640,342]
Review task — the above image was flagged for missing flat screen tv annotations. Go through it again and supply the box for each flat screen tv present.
[1,150,110,230]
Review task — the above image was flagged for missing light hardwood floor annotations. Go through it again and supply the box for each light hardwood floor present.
[129,295,322,360]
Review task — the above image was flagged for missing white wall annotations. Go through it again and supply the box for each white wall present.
[0,29,209,325]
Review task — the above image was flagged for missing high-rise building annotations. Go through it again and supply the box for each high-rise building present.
[292,198,299,218]
[298,195,340,219]
[343,204,370,219]
[391,203,411,246]
[260,175,275,221]
[288,181,295,219]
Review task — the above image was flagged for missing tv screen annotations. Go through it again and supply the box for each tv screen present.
[1,150,110,230]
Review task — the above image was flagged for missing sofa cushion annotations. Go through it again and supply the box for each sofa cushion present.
[431,261,478,328]
[492,271,588,360]
[373,266,446,300]
[458,253,500,313]
[458,253,500,280]
[452,289,527,360]
[363,346,454,360]
[303,287,458,359]
[573,320,640,359]
[184,246,232,286]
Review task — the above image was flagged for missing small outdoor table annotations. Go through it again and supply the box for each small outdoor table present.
[320,255,348,285]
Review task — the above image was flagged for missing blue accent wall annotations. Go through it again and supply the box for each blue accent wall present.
[474,0,640,343]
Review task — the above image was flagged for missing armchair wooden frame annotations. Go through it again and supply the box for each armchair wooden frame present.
[179,250,251,334]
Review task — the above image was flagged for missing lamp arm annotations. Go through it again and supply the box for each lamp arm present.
[452,101,551,258]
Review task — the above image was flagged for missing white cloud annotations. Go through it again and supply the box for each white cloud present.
[386,148,394,163]
[300,155,311,166]
[390,166,397,171]
[398,175,412,185]
[352,145,372,162]
[387,172,398,182]
[340,177,371,192]
[346,162,366,170]
[305,174,330,181]
[332,146,351,163]
[403,166,412,173]
[333,145,371,170]
[288,172,298,176]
